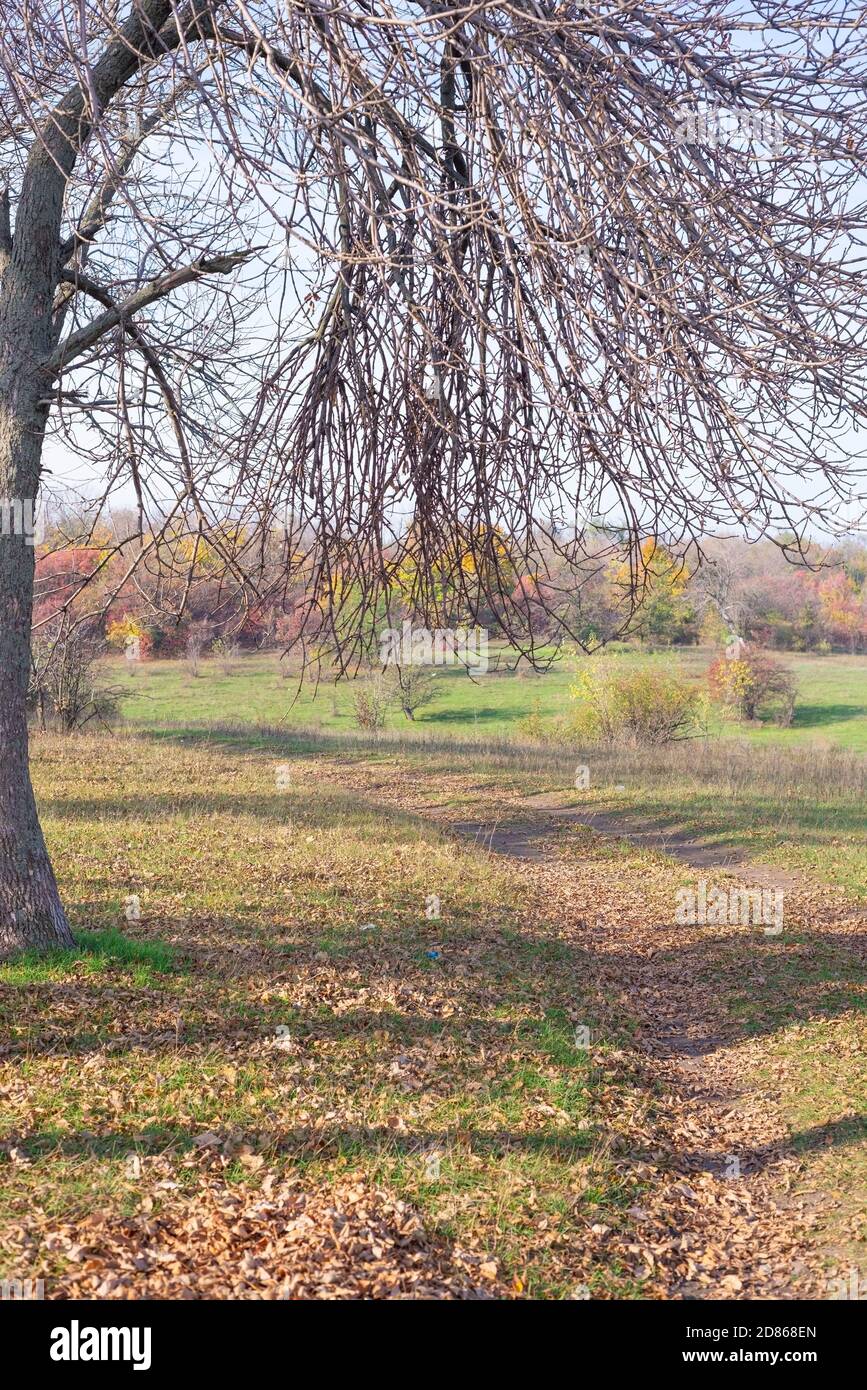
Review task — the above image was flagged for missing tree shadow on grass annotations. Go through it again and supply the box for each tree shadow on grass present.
[791,702,867,730]
[39,785,865,882]
[423,707,507,724]
[40,788,430,837]
[11,1110,867,1192]
[13,1120,597,1168]
[132,719,560,770]
[678,1113,867,1179]
[124,720,867,849]
[2,913,864,1066]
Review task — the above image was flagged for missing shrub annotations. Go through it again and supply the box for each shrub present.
[391,665,439,721]
[516,702,549,741]
[29,620,121,731]
[707,650,797,725]
[569,661,701,745]
[184,621,213,677]
[211,636,241,674]
[351,674,389,730]
[516,700,575,744]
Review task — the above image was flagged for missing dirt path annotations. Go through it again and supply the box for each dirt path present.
[298,752,865,1297]
[457,789,808,890]
[446,799,864,1299]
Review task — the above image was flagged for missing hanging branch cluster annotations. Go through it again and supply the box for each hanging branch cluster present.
[3,0,867,668]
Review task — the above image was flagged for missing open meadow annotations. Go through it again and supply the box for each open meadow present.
[112,645,867,894]
[113,646,867,752]
[1,649,864,1300]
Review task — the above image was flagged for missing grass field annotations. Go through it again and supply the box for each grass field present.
[112,646,867,751]
[1,724,864,1298]
[1,732,647,1298]
[2,646,864,1299]
[109,646,867,897]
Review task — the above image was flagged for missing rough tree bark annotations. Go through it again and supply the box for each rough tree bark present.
[0,345,75,952]
[0,547,74,953]
[0,109,75,949]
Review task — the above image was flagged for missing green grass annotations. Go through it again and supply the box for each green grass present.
[6,645,865,1295]
[4,719,865,1297]
[757,1011,867,1272]
[1,731,647,1298]
[104,640,867,895]
[120,714,864,897]
[0,928,178,986]
[111,646,867,751]
[539,741,867,898]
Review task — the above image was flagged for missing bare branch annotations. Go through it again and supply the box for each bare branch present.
[45,248,257,374]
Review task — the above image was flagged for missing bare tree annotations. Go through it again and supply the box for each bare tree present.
[392,664,439,721]
[2,2,867,952]
[691,549,749,641]
[29,617,119,731]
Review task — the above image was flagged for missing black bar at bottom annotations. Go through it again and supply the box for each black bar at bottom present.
[4,1295,861,1378]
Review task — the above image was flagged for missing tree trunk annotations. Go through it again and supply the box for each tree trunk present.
[0,555,73,952]
[0,108,79,953]
[0,386,74,955]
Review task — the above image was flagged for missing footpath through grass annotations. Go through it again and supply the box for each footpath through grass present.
[137,716,867,897]
[1,726,864,1296]
[1,730,646,1298]
[104,636,867,898]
